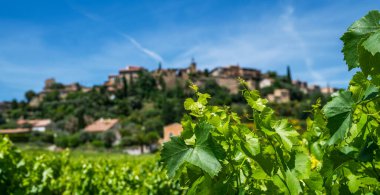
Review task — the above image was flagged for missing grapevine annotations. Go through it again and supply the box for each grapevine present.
[161,10,380,194]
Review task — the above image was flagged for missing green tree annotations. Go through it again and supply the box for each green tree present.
[286,65,292,83]
[25,90,36,102]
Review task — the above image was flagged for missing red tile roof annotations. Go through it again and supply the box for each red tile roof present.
[17,119,51,127]
[84,118,119,132]
[0,128,30,134]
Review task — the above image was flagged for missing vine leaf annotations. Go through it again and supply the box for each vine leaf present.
[341,10,380,70]
[293,153,311,180]
[161,121,222,178]
[273,119,299,151]
[322,91,354,145]
[347,174,379,193]
[285,170,302,195]
[358,39,380,77]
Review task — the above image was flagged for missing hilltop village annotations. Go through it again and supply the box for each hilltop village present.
[0,60,338,153]
[29,60,336,107]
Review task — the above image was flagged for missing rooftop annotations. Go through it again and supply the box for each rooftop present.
[84,118,119,132]
[0,128,30,134]
[17,119,52,127]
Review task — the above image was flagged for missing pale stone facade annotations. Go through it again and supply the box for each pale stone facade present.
[267,89,290,103]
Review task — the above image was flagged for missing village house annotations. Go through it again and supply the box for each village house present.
[104,66,146,92]
[321,87,339,95]
[17,119,52,132]
[267,89,290,103]
[161,123,183,143]
[153,60,198,89]
[210,65,261,93]
[259,78,275,89]
[119,66,145,81]
[307,84,321,93]
[292,80,308,94]
[84,118,121,144]
[210,65,261,79]
[30,78,91,107]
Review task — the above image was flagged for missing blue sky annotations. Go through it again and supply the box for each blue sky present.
[0,0,379,101]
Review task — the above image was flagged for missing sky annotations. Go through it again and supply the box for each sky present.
[0,0,379,101]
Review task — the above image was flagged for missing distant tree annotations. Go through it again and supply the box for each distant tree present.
[49,83,65,90]
[64,116,79,133]
[0,114,5,125]
[267,71,277,78]
[158,62,162,71]
[286,65,292,83]
[145,131,160,151]
[204,69,210,77]
[25,90,36,102]
[143,116,163,132]
[122,76,128,98]
[102,131,116,148]
[134,71,157,99]
[44,91,60,102]
[11,99,18,109]
[260,86,275,97]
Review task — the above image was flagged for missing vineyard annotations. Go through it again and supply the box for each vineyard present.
[1,10,380,195]
[0,136,183,194]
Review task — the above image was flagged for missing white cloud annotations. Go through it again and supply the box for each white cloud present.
[122,34,165,64]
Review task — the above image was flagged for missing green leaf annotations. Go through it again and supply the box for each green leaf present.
[341,32,365,70]
[293,153,311,179]
[358,40,380,77]
[251,153,275,176]
[358,137,379,162]
[285,170,302,195]
[244,90,267,112]
[310,142,323,160]
[304,172,323,191]
[363,30,380,55]
[240,136,260,158]
[184,98,195,110]
[273,119,299,151]
[362,84,379,101]
[341,10,380,70]
[349,71,369,101]
[347,174,380,193]
[187,176,205,195]
[320,150,351,180]
[161,122,222,178]
[322,91,354,145]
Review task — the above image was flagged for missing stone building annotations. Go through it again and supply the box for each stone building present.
[210,65,261,93]
[292,80,308,94]
[321,87,339,95]
[267,89,290,103]
[17,119,52,132]
[153,60,198,90]
[84,118,121,144]
[104,66,146,92]
[259,78,275,89]
[161,123,183,143]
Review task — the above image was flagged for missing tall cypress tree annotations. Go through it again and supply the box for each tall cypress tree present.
[286,65,292,83]
[122,76,128,98]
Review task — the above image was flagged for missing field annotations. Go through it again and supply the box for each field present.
[1,137,182,194]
